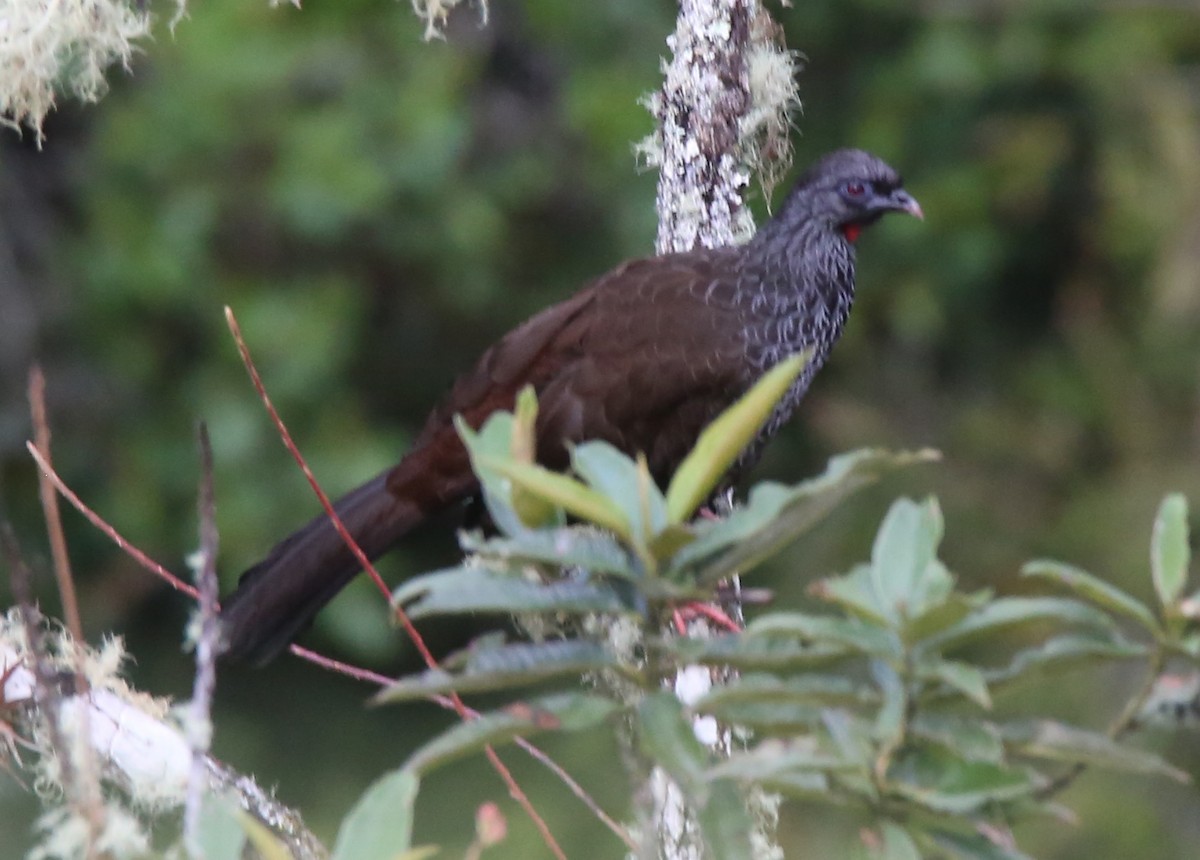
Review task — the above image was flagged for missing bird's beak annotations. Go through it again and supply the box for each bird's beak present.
[889,189,924,220]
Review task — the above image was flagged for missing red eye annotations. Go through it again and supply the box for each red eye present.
[845,182,866,197]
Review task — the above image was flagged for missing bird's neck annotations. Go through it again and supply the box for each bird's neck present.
[727,215,857,454]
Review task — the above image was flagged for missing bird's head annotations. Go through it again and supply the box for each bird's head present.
[770,149,923,244]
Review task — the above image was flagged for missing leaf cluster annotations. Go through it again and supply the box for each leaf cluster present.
[284,373,1194,859]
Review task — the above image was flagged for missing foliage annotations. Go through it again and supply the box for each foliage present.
[297,385,1190,859]
[0,0,151,138]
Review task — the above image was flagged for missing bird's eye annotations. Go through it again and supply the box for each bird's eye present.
[844,182,866,198]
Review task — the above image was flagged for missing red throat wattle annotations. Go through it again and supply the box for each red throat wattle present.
[841,222,862,243]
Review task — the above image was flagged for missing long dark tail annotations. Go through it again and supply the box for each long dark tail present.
[218,472,425,665]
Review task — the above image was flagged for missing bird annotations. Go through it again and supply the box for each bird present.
[218,148,923,664]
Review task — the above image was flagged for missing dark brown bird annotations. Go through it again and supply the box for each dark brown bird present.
[219,149,922,664]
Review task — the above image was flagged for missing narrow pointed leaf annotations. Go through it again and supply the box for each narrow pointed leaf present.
[571,441,668,541]
[810,564,892,627]
[375,640,619,702]
[1022,560,1157,631]
[910,714,1005,764]
[665,631,852,671]
[982,633,1146,689]
[746,611,897,655]
[1002,720,1190,782]
[696,673,875,720]
[872,659,907,746]
[331,769,419,860]
[637,691,708,795]
[924,597,1116,652]
[706,739,853,784]
[1152,494,1191,608]
[455,412,530,535]
[922,659,991,709]
[697,779,757,860]
[665,353,808,524]
[393,565,628,618]
[195,794,245,860]
[874,822,921,860]
[679,448,939,583]
[822,708,877,770]
[461,527,638,579]
[929,830,1035,860]
[481,455,632,539]
[889,757,1035,814]
[908,590,992,643]
[405,693,617,774]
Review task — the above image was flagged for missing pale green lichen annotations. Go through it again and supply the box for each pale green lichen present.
[410,0,489,42]
[0,0,152,141]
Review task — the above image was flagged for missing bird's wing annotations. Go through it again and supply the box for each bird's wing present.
[392,249,755,497]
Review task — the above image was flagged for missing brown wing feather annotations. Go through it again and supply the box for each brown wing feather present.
[388,248,755,503]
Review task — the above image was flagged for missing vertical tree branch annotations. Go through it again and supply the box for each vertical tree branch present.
[646,2,795,856]
[651,0,756,255]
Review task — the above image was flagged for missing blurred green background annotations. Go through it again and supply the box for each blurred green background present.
[2,0,1199,856]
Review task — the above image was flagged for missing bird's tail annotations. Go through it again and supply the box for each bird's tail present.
[218,471,422,665]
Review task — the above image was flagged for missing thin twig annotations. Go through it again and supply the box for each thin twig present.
[19,441,625,853]
[293,647,635,850]
[28,367,84,647]
[225,306,567,860]
[184,423,222,856]
[26,442,199,600]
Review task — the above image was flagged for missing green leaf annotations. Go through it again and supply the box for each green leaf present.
[405,693,618,774]
[929,829,1035,860]
[810,564,893,627]
[679,448,939,584]
[706,738,852,785]
[194,793,245,860]
[461,527,638,579]
[456,410,533,536]
[638,691,709,793]
[571,441,668,542]
[872,659,906,746]
[663,632,852,671]
[240,815,300,860]
[745,611,897,656]
[665,353,808,523]
[872,822,921,860]
[696,779,757,860]
[1001,720,1190,782]
[331,768,419,860]
[922,659,991,709]
[1152,494,1191,608]
[822,709,877,771]
[696,673,875,721]
[481,456,632,539]
[393,565,629,618]
[889,749,1035,813]
[1022,559,1157,631]
[375,639,620,702]
[983,633,1146,689]
[868,497,947,624]
[910,714,1005,764]
[923,597,1116,653]
[688,701,825,733]
[907,590,992,644]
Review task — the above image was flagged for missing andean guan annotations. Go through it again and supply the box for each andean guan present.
[219,148,922,665]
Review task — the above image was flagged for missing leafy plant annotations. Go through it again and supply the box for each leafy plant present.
[290,365,1195,859]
